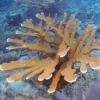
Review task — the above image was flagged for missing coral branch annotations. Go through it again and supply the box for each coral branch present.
[0,12,100,93]
[7,38,56,54]
[48,69,61,93]
[0,57,39,70]
[21,19,34,29]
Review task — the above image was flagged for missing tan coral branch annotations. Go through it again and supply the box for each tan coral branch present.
[7,38,56,54]
[0,12,100,93]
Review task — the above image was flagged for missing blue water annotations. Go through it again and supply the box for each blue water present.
[0,0,100,28]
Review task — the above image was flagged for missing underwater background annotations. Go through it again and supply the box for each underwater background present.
[0,0,100,100]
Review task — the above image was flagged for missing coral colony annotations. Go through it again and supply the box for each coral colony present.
[0,12,100,93]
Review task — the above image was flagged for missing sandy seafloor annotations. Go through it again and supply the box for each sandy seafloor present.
[0,0,100,100]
